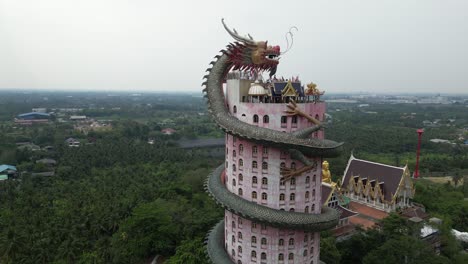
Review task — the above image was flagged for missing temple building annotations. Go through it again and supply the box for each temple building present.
[340,155,415,229]
[341,155,414,212]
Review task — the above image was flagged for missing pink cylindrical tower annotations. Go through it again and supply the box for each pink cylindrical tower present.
[205,20,341,264]
[221,77,325,264]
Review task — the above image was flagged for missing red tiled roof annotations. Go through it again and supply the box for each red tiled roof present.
[400,206,429,220]
[349,216,377,229]
[337,204,358,219]
[341,157,405,202]
[349,201,389,220]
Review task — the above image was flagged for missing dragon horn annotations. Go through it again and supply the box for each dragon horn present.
[221,18,255,45]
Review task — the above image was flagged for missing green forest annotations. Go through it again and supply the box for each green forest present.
[0,137,224,263]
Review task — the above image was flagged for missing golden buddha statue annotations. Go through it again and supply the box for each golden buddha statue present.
[322,160,334,185]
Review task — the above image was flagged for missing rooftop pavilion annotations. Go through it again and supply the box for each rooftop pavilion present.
[226,71,325,104]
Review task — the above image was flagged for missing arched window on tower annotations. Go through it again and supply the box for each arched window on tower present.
[262,162,268,170]
[290,193,295,201]
[233,105,237,113]
[251,236,257,244]
[239,159,243,167]
[305,206,309,213]
[238,188,243,196]
[253,114,259,123]
[252,176,258,185]
[239,144,243,155]
[261,192,267,200]
[261,252,266,260]
[238,174,243,182]
[288,253,294,260]
[252,191,257,199]
[292,116,298,126]
[279,193,285,201]
[290,177,296,185]
[281,116,287,127]
[252,161,258,169]
[263,115,269,123]
[306,176,310,184]
[233,150,236,157]
[278,253,284,261]
[232,179,236,186]
[262,177,268,185]
[279,238,284,246]
[289,238,295,246]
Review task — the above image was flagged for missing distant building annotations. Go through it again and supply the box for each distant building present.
[17,112,50,120]
[0,165,17,180]
[70,115,87,121]
[430,138,452,144]
[15,112,50,125]
[42,146,55,152]
[32,108,47,113]
[65,138,80,147]
[36,158,57,167]
[161,128,176,135]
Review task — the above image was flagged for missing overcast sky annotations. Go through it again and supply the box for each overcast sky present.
[0,0,467,93]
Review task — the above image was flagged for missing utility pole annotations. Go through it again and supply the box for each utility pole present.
[414,129,424,179]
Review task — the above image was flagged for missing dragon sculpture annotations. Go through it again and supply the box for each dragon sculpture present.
[202,19,342,157]
[204,19,343,263]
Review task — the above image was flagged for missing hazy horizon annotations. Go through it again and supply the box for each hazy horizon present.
[1,0,467,93]
[1,88,467,97]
